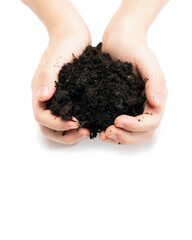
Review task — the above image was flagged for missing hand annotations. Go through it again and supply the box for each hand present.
[99,22,168,145]
[32,28,91,144]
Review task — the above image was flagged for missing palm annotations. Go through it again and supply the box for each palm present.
[99,34,167,144]
[33,33,91,92]
[32,32,92,144]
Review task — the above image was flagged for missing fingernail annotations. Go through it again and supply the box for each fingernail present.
[70,121,79,129]
[71,117,79,127]
[154,94,162,106]
[115,123,124,128]
[36,86,49,99]
[72,116,78,122]
[70,124,79,129]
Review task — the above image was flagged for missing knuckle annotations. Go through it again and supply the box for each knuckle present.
[38,69,49,82]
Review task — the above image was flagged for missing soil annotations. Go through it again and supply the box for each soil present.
[45,42,146,139]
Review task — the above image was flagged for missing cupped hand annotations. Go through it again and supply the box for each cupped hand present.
[32,30,91,144]
[99,29,168,145]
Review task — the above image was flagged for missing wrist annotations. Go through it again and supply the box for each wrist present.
[48,23,91,45]
[103,17,147,47]
[23,0,90,42]
[105,19,147,40]
[103,1,149,43]
[47,2,90,43]
[120,0,167,32]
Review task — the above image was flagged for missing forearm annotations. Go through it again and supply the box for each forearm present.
[21,0,87,37]
[108,0,169,37]
[123,0,168,29]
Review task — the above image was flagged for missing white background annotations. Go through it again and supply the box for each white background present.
[0,0,192,239]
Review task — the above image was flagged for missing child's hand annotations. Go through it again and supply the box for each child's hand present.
[22,0,92,144]
[99,24,168,145]
[32,30,91,144]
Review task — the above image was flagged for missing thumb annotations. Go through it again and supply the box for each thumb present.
[145,77,165,108]
[136,48,166,108]
[34,70,57,102]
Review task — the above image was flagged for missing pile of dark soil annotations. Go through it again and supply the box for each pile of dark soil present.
[45,42,146,139]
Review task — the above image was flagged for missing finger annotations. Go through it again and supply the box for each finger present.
[136,47,167,108]
[33,98,80,131]
[31,49,66,102]
[114,103,163,132]
[39,125,90,144]
[105,125,155,145]
[99,130,108,142]
[32,39,91,102]
[99,130,123,145]
[99,131,119,144]
[32,67,59,102]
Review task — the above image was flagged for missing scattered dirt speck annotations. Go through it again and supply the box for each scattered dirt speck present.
[45,43,146,139]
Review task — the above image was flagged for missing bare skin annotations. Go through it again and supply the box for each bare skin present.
[99,0,169,145]
[22,0,168,145]
[22,0,91,144]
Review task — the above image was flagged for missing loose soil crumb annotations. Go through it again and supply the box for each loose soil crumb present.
[45,42,146,139]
